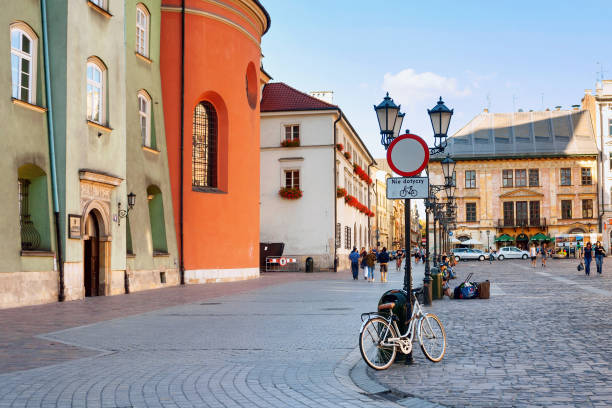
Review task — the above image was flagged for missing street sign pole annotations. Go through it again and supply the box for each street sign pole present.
[404,198,411,295]
[386,134,429,296]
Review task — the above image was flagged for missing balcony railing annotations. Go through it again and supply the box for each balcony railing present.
[497,218,547,228]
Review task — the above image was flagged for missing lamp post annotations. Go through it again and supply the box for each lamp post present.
[375,95,453,302]
[486,230,491,252]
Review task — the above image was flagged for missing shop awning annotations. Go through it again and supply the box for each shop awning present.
[530,233,551,241]
[495,234,514,242]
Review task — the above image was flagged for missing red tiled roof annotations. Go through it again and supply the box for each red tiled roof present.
[260,82,338,112]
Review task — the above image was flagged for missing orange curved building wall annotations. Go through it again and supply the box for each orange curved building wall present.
[160,0,268,280]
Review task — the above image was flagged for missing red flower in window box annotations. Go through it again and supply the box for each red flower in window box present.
[336,187,347,198]
[343,151,351,160]
[336,143,344,151]
[279,187,303,199]
[281,139,300,147]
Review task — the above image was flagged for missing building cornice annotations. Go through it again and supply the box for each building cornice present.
[430,153,598,162]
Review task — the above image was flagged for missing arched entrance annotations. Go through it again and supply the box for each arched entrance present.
[516,233,529,250]
[83,211,100,297]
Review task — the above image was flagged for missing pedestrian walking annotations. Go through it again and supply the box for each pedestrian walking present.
[396,250,403,271]
[583,242,592,276]
[378,247,390,283]
[365,249,377,282]
[530,243,537,268]
[595,241,605,275]
[360,247,367,280]
[489,247,495,264]
[541,243,547,267]
[349,247,360,280]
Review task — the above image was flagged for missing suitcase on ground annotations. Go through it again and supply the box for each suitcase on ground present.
[478,280,490,299]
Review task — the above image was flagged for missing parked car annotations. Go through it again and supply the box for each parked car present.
[451,248,489,261]
[495,246,529,260]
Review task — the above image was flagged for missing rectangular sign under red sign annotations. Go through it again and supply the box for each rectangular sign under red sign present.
[386,177,429,199]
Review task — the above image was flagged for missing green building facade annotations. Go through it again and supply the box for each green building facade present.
[0,0,177,309]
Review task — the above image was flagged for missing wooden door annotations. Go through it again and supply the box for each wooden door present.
[84,214,100,297]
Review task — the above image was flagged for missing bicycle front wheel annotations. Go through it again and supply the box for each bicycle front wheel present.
[359,317,397,370]
[419,313,446,362]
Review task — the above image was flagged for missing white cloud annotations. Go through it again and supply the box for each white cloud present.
[382,69,472,103]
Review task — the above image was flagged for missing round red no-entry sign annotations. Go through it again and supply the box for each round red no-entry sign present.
[386,134,430,177]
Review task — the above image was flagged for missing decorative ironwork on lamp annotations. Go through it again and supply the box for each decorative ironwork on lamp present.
[374,92,400,150]
[118,192,136,226]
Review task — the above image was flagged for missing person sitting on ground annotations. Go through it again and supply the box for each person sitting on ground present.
[442,275,452,298]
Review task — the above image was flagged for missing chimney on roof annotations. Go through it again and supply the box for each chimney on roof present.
[555,106,561,111]
[571,104,580,111]
[585,89,592,95]
[309,91,334,104]
[483,108,489,113]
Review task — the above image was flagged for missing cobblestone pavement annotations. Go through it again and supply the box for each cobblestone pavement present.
[0,272,337,374]
[373,258,612,408]
[0,265,438,407]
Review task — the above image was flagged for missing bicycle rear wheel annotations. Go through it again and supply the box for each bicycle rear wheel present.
[419,313,446,362]
[359,317,397,370]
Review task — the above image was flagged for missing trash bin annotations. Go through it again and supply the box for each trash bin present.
[305,257,314,272]
[431,267,442,300]
[377,289,410,334]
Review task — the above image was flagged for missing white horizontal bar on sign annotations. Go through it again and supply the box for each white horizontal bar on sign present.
[386,177,429,199]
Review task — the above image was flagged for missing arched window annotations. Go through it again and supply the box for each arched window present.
[192,101,218,188]
[86,58,106,124]
[147,185,168,253]
[138,90,151,147]
[10,23,37,104]
[18,164,51,251]
[135,4,150,57]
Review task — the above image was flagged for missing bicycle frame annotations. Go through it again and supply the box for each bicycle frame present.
[360,297,436,351]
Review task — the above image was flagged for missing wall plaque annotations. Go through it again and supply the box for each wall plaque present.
[68,214,82,239]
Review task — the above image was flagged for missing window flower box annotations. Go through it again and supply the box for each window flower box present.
[279,187,302,199]
[336,143,344,151]
[353,163,373,185]
[281,139,300,147]
[343,151,351,160]
[336,187,347,198]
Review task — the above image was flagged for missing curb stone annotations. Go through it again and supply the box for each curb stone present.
[340,346,449,407]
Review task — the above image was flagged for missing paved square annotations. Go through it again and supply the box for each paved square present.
[1,259,611,407]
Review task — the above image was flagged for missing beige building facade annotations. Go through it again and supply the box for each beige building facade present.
[430,108,598,251]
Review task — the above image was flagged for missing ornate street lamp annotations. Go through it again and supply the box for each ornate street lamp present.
[441,154,456,188]
[118,192,136,226]
[374,93,400,149]
[393,112,405,138]
[428,97,453,151]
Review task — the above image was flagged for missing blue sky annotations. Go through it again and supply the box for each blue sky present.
[261,0,611,159]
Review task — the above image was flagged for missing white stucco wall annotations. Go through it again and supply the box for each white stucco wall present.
[260,112,336,270]
[594,82,612,249]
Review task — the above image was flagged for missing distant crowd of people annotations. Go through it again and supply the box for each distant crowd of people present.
[348,245,429,282]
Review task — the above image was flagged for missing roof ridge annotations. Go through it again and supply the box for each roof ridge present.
[267,82,338,108]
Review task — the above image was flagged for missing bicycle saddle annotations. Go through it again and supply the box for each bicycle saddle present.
[378,302,395,311]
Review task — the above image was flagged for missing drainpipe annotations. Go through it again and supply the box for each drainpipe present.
[333,110,342,271]
[179,0,186,285]
[41,0,65,302]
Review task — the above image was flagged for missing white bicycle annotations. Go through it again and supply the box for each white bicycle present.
[359,288,446,370]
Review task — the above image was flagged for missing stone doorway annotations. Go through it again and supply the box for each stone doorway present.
[83,212,100,297]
